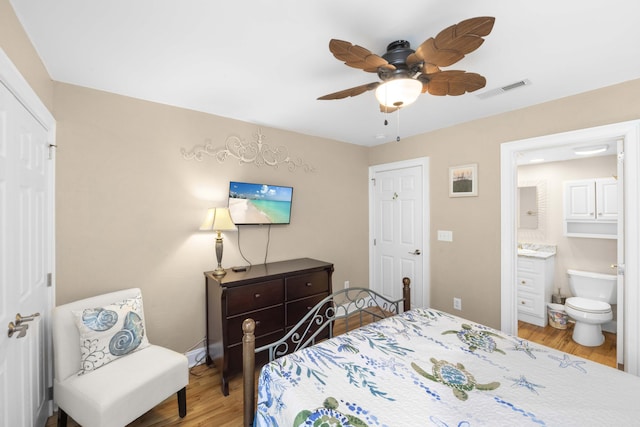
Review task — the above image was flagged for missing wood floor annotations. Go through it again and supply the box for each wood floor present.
[45,317,616,427]
[518,320,617,368]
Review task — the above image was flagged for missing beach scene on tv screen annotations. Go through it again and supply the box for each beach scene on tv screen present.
[229,182,292,224]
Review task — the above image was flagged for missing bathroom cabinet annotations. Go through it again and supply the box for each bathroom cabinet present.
[563,177,617,239]
[517,255,555,327]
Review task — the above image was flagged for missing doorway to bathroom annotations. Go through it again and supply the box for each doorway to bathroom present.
[500,120,640,375]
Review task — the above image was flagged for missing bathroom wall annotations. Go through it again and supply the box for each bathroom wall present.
[518,155,618,297]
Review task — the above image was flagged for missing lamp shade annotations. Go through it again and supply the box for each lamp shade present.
[375,78,423,108]
[200,207,237,232]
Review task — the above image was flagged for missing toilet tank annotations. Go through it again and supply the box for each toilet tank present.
[567,269,617,303]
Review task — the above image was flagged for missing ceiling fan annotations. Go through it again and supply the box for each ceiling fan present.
[318,16,496,112]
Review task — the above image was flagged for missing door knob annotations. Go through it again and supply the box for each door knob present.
[15,312,40,326]
[7,321,29,338]
[409,249,422,255]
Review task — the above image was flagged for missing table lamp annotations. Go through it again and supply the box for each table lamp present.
[200,207,237,277]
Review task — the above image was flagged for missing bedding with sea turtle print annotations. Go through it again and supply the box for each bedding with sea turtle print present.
[256,307,640,426]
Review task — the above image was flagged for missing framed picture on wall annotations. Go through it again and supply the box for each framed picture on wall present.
[449,163,478,197]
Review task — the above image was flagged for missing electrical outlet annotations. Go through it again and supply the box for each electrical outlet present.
[437,230,453,242]
[453,297,462,311]
[344,280,350,289]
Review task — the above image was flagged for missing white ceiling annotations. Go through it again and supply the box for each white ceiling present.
[9,0,640,147]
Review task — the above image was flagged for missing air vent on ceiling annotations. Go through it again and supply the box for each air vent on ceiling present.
[476,79,532,99]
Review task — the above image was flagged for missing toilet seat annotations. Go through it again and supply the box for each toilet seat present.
[565,297,611,314]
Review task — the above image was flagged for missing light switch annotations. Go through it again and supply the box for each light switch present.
[437,230,453,242]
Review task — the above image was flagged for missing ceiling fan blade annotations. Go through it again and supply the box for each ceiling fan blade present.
[409,39,461,68]
[422,70,486,96]
[317,82,381,100]
[329,39,395,73]
[412,16,495,68]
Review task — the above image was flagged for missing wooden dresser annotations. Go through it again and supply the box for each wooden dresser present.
[204,258,334,395]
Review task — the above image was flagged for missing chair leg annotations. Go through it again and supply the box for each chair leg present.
[177,387,187,418]
[57,409,68,427]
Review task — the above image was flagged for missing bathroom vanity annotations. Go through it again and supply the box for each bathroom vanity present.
[517,246,556,327]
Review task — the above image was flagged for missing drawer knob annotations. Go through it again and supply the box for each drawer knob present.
[520,280,526,285]
[255,320,261,326]
[521,301,525,305]
[254,293,261,298]
[305,282,313,287]
[306,306,312,310]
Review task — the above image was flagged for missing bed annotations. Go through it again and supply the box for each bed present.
[242,279,640,426]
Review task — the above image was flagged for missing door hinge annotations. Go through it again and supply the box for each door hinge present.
[48,386,53,400]
[618,151,625,162]
[47,273,52,287]
[371,178,376,186]
[373,238,376,246]
[48,144,57,160]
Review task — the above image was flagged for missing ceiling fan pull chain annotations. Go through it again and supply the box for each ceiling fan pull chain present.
[383,87,390,127]
[396,108,401,142]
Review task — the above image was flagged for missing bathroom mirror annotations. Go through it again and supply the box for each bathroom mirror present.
[518,186,538,229]
[517,180,547,241]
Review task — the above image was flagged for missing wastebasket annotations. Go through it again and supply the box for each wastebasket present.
[547,303,569,330]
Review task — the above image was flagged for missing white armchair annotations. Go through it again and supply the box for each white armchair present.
[52,288,188,427]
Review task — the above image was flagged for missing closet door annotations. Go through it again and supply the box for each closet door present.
[0,51,56,427]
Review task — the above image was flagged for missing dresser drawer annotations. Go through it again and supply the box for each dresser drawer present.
[227,330,283,375]
[227,305,284,345]
[286,293,329,327]
[226,279,284,316]
[286,271,329,300]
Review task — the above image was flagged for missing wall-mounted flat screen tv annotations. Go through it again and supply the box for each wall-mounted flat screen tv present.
[228,181,293,225]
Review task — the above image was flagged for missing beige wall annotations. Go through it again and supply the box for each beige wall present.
[53,83,369,351]
[518,156,618,296]
[369,79,640,329]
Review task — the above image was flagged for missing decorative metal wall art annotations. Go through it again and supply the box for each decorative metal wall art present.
[181,129,315,172]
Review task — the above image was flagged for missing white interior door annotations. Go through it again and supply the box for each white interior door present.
[370,158,430,309]
[0,50,55,427]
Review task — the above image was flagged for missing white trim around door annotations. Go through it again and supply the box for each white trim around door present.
[500,120,640,375]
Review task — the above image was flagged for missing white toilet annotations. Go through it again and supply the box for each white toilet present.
[564,269,617,347]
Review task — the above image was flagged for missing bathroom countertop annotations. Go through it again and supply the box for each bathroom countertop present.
[517,243,556,259]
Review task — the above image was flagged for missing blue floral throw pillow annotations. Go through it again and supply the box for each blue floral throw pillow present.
[73,294,150,375]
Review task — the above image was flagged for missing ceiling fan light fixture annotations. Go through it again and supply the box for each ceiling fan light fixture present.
[375,78,423,108]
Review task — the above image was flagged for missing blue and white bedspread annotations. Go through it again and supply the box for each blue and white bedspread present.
[255,308,640,426]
